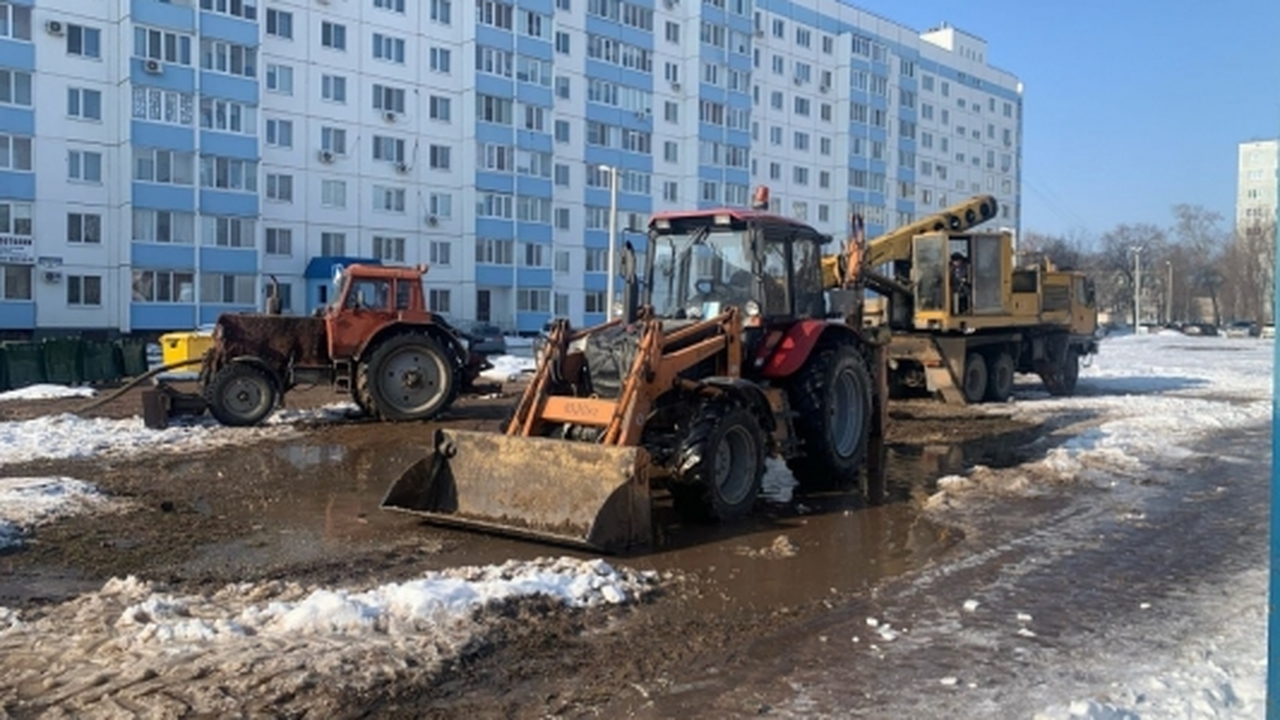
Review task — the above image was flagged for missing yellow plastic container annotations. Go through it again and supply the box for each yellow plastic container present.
[160,331,215,367]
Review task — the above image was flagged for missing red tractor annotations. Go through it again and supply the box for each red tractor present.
[146,264,493,428]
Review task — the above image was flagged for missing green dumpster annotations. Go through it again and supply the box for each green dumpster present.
[43,337,82,385]
[81,340,123,384]
[116,339,150,377]
[3,342,46,389]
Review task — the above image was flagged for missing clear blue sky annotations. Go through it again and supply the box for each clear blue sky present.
[854,0,1280,239]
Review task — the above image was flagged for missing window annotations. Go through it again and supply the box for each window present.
[554,207,570,230]
[266,9,292,38]
[477,0,515,30]
[429,95,451,121]
[373,185,406,212]
[429,240,452,266]
[265,227,292,255]
[430,47,451,73]
[429,145,451,170]
[321,21,346,50]
[199,0,257,20]
[265,118,292,147]
[67,24,102,59]
[373,33,405,63]
[266,173,293,202]
[2,264,31,300]
[555,31,570,54]
[0,201,32,236]
[584,247,607,272]
[321,74,347,103]
[131,269,194,303]
[321,126,346,155]
[369,136,405,164]
[585,291,607,314]
[67,88,102,120]
[133,27,193,64]
[200,98,256,134]
[373,84,406,114]
[0,3,32,40]
[430,0,452,22]
[202,216,255,247]
[475,237,514,264]
[373,235,406,262]
[67,149,101,181]
[200,156,258,192]
[132,210,195,244]
[133,148,193,184]
[554,251,570,274]
[555,76,570,99]
[67,212,102,244]
[555,120,570,143]
[201,273,256,304]
[0,69,32,107]
[321,232,346,255]
[427,288,451,313]
[517,289,550,313]
[66,275,102,306]
[376,0,407,10]
[200,39,256,77]
[321,180,346,208]
[132,87,194,125]
[266,63,293,94]
[429,192,452,218]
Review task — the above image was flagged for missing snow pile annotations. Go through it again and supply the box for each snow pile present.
[0,477,113,550]
[0,558,658,714]
[480,353,537,382]
[760,458,800,503]
[0,384,97,402]
[0,403,357,468]
[930,335,1272,504]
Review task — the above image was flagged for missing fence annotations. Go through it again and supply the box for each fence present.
[0,338,152,392]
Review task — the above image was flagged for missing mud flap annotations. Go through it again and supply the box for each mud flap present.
[380,429,652,553]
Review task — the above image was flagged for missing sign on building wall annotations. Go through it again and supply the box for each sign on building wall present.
[0,236,34,265]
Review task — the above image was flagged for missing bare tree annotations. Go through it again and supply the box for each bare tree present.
[1169,205,1228,325]
[1018,230,1087,270]
[1094,223,1167,324]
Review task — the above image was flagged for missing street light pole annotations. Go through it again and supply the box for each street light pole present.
[600,164,620,318]
[1132,246,1142,329]
[1165,260,1173,325]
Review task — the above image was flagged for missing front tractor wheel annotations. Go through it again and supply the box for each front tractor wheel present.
[205,362,278,427]
[786,344,874,492]
[671,403,766,523]
[1043,349,1081,397]
[961,352,988,404]
[360,333,456,422]
[985,350,1015,402]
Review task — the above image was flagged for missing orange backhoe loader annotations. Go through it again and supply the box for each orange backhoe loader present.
[382,188,889,552]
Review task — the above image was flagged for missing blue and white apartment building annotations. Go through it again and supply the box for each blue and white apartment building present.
[0,0,1022,336]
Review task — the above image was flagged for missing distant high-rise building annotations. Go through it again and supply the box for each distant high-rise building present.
[1236,140,1278,233]
[0,0,1022,335]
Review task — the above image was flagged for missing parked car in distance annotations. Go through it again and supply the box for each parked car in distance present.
[1262,324,1276,340]
[1224,320,1260,339]
[467,323,508,355]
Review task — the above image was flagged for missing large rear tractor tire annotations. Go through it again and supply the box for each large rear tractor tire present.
[1043,349,1080,397]
[671,403,766,523]
[359,333,456,421]
[785,344,874,492]
[961,352,988,404]
[205,362,278,427]
[984,350,1015,402]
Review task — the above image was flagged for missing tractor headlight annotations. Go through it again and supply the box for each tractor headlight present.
[744,300,761,317]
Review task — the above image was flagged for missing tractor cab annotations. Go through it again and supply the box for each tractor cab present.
[325,264,433,359]
[644,196,831,326]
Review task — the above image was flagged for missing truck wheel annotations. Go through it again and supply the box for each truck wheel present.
[962,352,988,403]
[361,334,456,421]
[1044,349,1080,396]
[985,351,1015,401]
[785,344,873,492]
[671,403,765,523]
[204,363,277,427]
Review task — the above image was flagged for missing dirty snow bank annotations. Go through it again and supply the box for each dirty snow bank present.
[927,334,1272,505]
[0,384,97,402]
[480,353,537,382]
[0,477,114,550]
[0,558,658,715]
[0,404,356,468]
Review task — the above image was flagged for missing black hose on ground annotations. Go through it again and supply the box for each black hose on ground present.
[73,358,207,414]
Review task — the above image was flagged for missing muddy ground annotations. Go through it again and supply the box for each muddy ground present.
[0,381,1061,718]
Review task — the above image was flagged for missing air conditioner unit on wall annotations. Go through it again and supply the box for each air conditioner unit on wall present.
[383,110,397,123]
[318,149,335,163]
[45,20,64,36]
[42,271,62,283]
[395,161,409,173]
[144,59,163,74]
[426,215,439,227]
[670,81,681,92]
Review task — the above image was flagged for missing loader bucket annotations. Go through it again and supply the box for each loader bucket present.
[381,428,652,553]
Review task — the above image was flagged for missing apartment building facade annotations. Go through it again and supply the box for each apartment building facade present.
[0,0,1022,336]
